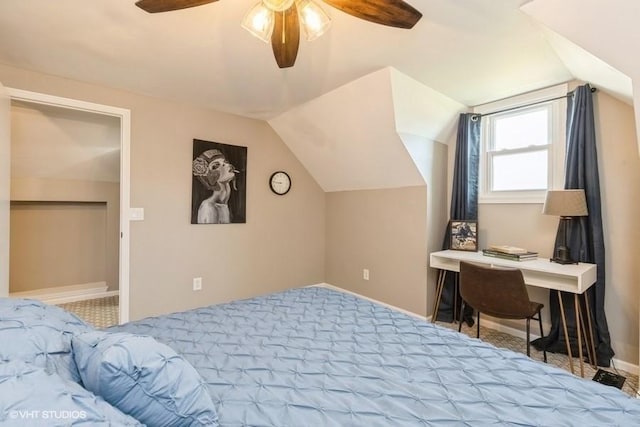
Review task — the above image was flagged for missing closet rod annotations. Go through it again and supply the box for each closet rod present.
[471,86,597,121]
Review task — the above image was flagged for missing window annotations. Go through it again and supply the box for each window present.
[476,85,567,203]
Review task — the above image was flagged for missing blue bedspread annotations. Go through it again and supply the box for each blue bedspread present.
[111,286,640,426]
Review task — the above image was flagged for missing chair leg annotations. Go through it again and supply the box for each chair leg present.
[458,301,465,333]
[538,312,547,363]
[526,318,531,357]
[476,312,480,338]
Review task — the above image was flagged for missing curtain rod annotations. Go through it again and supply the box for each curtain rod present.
[471,86,597,121]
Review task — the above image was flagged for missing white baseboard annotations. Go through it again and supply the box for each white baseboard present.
[10,282,118,305]
[311,283,427,321]
[311,283,639,377]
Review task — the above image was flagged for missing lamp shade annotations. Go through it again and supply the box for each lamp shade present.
[241,2,275,43]
[542,189,588,217]
[297,0,331,41]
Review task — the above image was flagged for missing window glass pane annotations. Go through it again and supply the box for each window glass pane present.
[492,150,547,191]
[493,108,548,150]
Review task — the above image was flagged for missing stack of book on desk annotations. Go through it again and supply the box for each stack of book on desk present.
[482,245,538,261]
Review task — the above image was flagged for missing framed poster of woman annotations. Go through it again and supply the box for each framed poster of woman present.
[191,139,247,224]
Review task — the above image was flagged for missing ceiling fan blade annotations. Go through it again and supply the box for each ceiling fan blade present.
[135,0,217,13]
[321,0,422,29]
[271,5,300,69]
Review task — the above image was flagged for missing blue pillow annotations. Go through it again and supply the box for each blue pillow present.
[72,330,218,427]
[0,360,142,426]
[0,298,93,383]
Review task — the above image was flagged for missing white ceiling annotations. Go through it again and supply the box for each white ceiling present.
[1,1,636,192]
[0,0,600,120]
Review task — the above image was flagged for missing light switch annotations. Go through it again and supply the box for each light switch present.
[130,208,144,221]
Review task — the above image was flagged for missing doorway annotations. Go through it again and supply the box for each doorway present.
[5,88,131,324]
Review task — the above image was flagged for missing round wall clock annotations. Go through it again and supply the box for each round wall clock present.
[269,171,291,195]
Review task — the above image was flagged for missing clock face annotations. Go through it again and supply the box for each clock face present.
[270,171,291,195]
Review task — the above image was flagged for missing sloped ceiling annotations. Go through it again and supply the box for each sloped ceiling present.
[390,70,466,142]
[0,0,575,120]
[536,27,632,105]
[268,67,465,192]
[521,0,639,148]
[519,0,636,111]
[0,1,638,194]
[267,1,639,193]
[522,0,640,79]
[11,101,121,183]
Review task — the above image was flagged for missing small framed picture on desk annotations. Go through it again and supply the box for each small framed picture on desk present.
[450,220,478,251]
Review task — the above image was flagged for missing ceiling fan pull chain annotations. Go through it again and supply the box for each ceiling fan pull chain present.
[281,10,286,44]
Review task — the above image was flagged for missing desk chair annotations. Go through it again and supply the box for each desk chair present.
[458,261,547,362]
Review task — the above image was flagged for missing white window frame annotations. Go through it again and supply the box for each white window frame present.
[475,84,567,204]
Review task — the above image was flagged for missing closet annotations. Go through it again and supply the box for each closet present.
[0,85,131,322]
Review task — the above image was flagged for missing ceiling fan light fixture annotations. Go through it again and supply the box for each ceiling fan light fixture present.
[136,0,423,68]
[296,0,331,41]
[262,0,295,12]
[241,2,275,43]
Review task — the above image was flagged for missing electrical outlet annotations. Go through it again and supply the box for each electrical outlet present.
[192,277,202,291]
[363,269,369,281]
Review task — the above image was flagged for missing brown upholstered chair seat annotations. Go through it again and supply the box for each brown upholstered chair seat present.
[458,261,547,362]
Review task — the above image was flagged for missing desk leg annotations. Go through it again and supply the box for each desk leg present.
[577,302,594,367]
[583,292,598,368]
[575,294,584,377]
[453,273,459,324]
[557,292,574,375]
[432,270,446,323]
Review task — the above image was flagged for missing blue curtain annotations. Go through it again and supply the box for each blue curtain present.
[436,113,481,322]
[532,84,614,366]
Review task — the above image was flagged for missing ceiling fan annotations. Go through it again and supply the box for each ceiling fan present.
[135,0,422,68]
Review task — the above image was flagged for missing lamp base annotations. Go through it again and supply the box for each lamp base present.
[550,257,578,265]
[550,246,577,265]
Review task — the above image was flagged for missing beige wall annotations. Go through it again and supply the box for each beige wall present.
[0,83,9,296]
[10,201,107,292]
[0,63,326,320]
[401,137,450,316]
[476,89,640,366]
[9,102,121,292]
[324,137,448,318]
[10,178,120,292]
[592,91,640,366]
[2,64,636,367]
[424,142,450,318]
[325,186,429,316]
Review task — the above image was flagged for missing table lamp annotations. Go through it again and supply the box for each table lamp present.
[542,189,588,264]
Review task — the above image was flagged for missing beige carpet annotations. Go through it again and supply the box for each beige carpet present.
[58,296,638,397]
[438,320,639,398]
[58,295,119,329]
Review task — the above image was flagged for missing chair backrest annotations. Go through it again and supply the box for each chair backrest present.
[459,261,533,319]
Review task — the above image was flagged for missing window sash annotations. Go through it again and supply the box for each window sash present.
[475,84,567,204]
[488,147,550,192]
[489,105,551,152]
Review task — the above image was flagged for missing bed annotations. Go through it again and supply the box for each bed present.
[2,285,640,426]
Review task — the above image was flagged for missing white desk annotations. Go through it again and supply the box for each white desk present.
[430,250,597,377]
